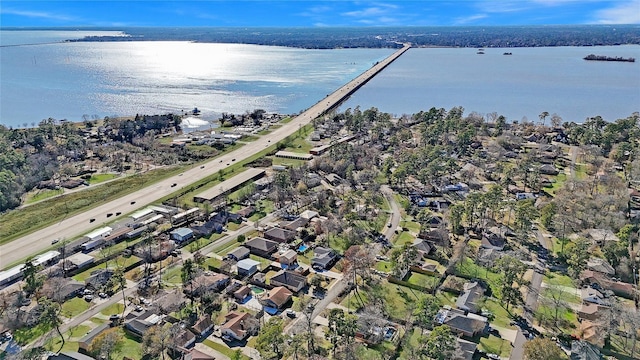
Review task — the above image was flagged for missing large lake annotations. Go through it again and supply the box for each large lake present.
[1,31,638,128]
[342,45,640,123]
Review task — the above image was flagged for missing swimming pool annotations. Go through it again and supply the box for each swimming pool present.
[251,286,265,294]
[297,244,309,252]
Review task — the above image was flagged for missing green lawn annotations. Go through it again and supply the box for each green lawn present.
[406,272,439,290]
[214,240,241,255]
[14,322,52,345]
[436,290,457,307]
[205,256,223,269]
[535,304,579,332]
[544,272,576,288]
[202,339,250,360]
[45,324,91,353]
[162,264,183,284]
[100,303,125,316]
[89,173,119,184]
[398,328,423,360]
[376,261,392,272]
[394,231,415,247]
[455,257,501,284]
[341,280,433,321]
[546,172,567,196]
[25,188,64,204]
[250,254,273,270]
[399,220,421,234]
[62,297,91,318]
[479,334,512,358]
[482,298,517,329]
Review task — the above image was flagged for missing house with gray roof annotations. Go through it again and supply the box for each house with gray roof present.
[264,227,297,243]
[436,307,487,337]
[270,270,307,293]
[311,247,338,270]
[455,281,485,314]
[226,246,250,261]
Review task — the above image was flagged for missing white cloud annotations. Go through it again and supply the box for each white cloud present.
[454,13,489,25]
[0,8,76,22]
[593,0,640,24]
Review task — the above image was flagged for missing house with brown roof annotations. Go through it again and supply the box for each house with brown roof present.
[244,237,278,258]
[220,311,258,341]
[262,286,293,310]
[187,273,230,296]
[480,230,506,251]
[277,249,298,266]
[577,303,607,321]
[234,285,251,302]
[190,314,214,338]
[264,227,297,243]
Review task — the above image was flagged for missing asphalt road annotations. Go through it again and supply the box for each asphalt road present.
[0,45,410,269]
[381,185,401,240]
[510,230,550,359]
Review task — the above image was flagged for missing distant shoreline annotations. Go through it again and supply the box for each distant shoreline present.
[3,25,638,49]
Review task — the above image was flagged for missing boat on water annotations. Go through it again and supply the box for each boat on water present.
[583,54,635,62]
[477,51,485,54]
[503,52,513,55]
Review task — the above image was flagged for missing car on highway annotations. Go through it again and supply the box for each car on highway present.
[130,201,136,205]
[171,183,177,187]
[89,218,95,223]
[200,166,205,169]
[51,238,59,245]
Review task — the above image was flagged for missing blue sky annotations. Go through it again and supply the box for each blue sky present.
[1,1,639,27]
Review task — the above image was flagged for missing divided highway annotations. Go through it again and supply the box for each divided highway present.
[0,44,411,268]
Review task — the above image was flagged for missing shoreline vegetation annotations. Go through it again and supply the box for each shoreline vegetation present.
[4,24,639,49]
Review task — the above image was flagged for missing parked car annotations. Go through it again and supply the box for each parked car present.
[134,305,144,312]
[285,310,296,318]
[98,292,108,299]
[84,295,93,301]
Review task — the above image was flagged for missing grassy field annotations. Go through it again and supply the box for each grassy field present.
[393,231,415,247]
[482,298,517,329]
[455,257,501,284]
[399,220,421,234]
[24,188,64,204]
[406,272,439,290]
[61,297,91,318]
[14,322,52,345]
[341,280,434,321]
[479,334,512,358]
[544,272,576,288]
[202,339,250,360]
[162,264,183,285]
[0,166,181,246]
[88,173,119,184]
[100,303,125,316]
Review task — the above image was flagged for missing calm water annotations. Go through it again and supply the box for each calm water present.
[343,46,640,123]
[1,31,639,127]
[0,31,392,127]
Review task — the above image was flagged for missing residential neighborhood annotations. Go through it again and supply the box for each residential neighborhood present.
[1,106,639,360]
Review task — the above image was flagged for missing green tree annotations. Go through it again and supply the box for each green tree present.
[566,238,590,278]
[23,259,43,297]
[256,317,285,360]
[421,325,459,360]
[89,328,123,360]
[40,297,64,352]
[515,199,539,234]
[540,202,557,230]
[448,203,465,234]
[414,295,440,333]
[492,255,527,311]
[181,259,196,308]
[523,337,567,360]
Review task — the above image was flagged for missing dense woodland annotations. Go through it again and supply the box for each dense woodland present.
[41,25,640,49]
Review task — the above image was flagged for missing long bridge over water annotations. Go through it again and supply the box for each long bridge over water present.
[0,44,412,268]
